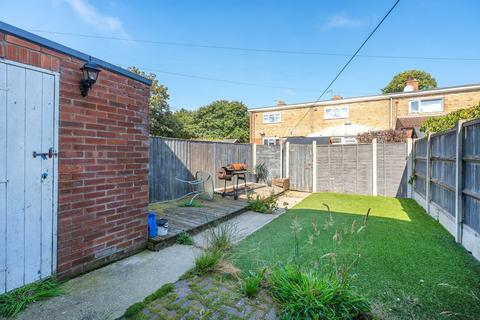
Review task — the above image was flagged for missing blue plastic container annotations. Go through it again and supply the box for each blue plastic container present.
[148,212,158,238]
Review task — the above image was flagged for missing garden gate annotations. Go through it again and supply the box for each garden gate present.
[0,60,59,293]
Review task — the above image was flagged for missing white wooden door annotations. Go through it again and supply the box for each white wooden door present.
[0,60,59,293]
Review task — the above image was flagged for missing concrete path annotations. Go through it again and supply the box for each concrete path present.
[13,191,308,320]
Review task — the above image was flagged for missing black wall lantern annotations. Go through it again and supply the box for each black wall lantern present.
[80,62,101,96]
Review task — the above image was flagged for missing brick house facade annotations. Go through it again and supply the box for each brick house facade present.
[0,23,151,279]
[249,84,480,144]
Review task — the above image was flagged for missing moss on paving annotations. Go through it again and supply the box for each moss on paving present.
[121,275,275,320]
[232,192,480,319]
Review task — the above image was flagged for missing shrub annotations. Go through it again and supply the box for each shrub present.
[247,194,278,213]
[176,231,194,245]
[255,162,269,183]
[194,250,222,275]
[357,129,409,143]
[269,264,370,320]
[421,102,480,133]
[0,278,63,318]
[206,223,237,252]
[242,269,266,297]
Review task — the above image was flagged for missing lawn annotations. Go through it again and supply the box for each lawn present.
[232,193,480,319]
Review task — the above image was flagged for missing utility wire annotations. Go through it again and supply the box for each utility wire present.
[28,28,480,62]
[289,0,401,135]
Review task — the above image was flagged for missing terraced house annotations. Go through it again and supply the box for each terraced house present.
[249,79,480,145]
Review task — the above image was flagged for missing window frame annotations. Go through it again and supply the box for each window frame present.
[263,137,279,146]
[262,112,281,124]
[408,97,444,113]
[324,105,349,120]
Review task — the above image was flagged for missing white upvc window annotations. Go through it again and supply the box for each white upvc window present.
[409,98,444,113]
[263,112,281,123]
[324,106,349,120]
[331,136,357,144]
[263,137,279,146]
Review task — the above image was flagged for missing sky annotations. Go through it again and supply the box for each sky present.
[1,0,480,110]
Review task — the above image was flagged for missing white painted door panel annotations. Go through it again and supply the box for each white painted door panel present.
[0,60,58,293]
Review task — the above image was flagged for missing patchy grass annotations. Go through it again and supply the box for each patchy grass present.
[0,278,63,318]
[192,250,223,276]
[232,193,480,319]
[176,231,194,245]
[178,199,203,208]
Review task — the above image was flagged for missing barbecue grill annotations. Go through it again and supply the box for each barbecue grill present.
[217,163,248,200]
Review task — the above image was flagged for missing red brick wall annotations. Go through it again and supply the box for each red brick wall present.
[0,33,151,278]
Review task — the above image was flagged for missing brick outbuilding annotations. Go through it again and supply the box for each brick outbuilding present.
[0,21,152,291]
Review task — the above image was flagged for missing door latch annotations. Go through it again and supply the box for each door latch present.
[33,147,58,159]
[0,179,8,184]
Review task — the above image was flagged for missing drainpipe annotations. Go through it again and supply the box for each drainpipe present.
[389,98,393,129]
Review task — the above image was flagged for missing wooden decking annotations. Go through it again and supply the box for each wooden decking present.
[147,195,249,251]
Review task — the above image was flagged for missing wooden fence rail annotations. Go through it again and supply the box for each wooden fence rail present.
[412,118,480,260]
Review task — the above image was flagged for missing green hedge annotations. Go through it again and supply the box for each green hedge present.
[421,102,480,133]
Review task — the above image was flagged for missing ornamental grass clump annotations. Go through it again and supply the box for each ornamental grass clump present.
[269,264,370,320]
[266,204,372,319]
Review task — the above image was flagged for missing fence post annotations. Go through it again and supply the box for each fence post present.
[285,141,290,179]
[425,133,432,216]
[455,120,465,243]
[252,143,257,172]
[312,140,317,192]
[280,140,283,179]
[406,138,413,198]
[372,138,377,196]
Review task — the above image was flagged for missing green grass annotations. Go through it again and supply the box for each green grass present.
[176,231,194,245]
[232,193,480,319]
[0,278,63,318]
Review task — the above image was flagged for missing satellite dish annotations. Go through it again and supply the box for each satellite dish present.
[404,85,414,92]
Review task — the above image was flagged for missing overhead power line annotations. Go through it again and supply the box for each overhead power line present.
[28,29,480,62]
[289,0,401,135]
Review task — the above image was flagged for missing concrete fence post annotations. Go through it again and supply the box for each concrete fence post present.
[285,142,290,179]
[252,143,257,173]
[312,140,317,192]
[280,140,283,179]
[372,138,378,196]
[425,133,432,216]
[455,120,465,243]
[406,138,413,198]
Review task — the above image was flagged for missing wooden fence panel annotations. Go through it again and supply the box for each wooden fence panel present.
[289,144,313,192]
[430,131,457,216]
[412,119,480,260]
[256,145,281,183]
[149,138,252,202]
[380,143,408,198]
[463,121,480,233]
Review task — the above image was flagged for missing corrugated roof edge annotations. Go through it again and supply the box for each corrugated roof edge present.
[0,21,152,86]
[249,83,480,112]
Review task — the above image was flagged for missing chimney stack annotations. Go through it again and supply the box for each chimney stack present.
[331,95,343,100]
[276,100,286,107]
[404,78,419,92]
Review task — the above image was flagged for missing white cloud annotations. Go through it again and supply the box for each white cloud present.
[60,0,129,37]
[326,14,368,28]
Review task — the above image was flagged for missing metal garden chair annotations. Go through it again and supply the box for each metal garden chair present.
[175,171,214,205]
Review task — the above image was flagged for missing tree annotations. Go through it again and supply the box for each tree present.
[172,108,197,139]
[382,70,437,94]
[192,100,250,142]
[128,66,179,137]
[421,102,480,133]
